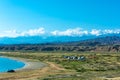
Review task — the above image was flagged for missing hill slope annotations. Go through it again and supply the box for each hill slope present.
[82,36,120,45]
[0,36,120,52]
[0,36,96,44]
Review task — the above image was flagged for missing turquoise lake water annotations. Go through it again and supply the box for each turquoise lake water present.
[0,57,25,72]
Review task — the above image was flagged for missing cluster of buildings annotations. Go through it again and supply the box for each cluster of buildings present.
[63,55,86,61]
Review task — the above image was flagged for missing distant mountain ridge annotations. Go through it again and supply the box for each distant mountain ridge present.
[0,33,120,44]
[80,36,120,45]
[0,35,97,44]
[0,35,120,52]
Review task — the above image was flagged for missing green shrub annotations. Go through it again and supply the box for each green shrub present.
[76,67,86,72]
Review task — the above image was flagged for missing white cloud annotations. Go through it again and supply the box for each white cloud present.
[103,29,120,34]
[51,28,120,36]
[0,28,45,38]
[51,28,88,36]
[21,28,45,36]
[113,29,120,34]
[103,29,113,34]
[0,30,19,37]
[90,29,101,36]
[0,27,119,38]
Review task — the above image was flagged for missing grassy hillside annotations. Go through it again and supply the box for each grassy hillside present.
[1,52,120,80]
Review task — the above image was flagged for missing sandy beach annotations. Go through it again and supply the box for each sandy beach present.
[0,56,66,80]
[0,56,47,72]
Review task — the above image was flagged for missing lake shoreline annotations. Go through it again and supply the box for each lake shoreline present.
[0,56,47,72]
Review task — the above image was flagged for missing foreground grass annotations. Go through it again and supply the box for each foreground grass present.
[0,52,120,80]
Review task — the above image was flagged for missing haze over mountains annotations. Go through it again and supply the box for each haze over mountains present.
[0,33,119,44]
[0,36,95,44]
[0,33,120,52]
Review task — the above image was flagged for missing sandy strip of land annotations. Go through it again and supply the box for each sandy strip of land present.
[0,56,47,72]
[0,56,67,80]
[16,61,47,71]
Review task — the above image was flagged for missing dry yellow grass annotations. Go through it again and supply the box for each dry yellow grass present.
[0,62,73,80]
[1,52,120,80]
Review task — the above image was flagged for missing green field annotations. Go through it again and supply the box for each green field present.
[0,52,120,80]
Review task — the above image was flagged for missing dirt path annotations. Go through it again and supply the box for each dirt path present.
[103,77,120,80]
[46,62,65,71]
[17,62,67,80]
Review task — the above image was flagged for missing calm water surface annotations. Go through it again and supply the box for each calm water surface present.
[0,57,25,72]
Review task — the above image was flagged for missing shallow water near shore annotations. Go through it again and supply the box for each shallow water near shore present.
[0,56,25,72]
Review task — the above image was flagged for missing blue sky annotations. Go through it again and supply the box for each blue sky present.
[0,0,120,37]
